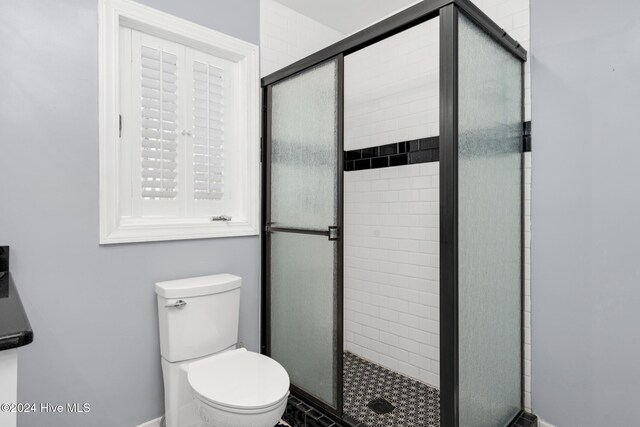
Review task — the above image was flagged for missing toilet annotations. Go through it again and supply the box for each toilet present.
[156,274,289,427]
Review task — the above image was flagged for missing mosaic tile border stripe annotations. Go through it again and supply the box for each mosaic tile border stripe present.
[344,121,531,172]
[344,137,439,172]
[523,120,532,152]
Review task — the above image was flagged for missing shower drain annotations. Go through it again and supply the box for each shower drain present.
[367,397,395,415]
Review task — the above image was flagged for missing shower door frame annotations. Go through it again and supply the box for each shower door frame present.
[260,1,527,425]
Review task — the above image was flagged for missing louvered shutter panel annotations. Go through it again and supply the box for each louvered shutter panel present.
[192,60,225,201]
[140,46,179,199]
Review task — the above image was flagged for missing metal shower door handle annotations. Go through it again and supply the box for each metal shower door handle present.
[328,226,340,241]
[265,224,340,241]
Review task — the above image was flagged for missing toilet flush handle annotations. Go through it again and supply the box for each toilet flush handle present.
[165,300,187,309]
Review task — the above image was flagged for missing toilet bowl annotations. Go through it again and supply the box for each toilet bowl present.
[155,274,290,427]
[189,349,289,427]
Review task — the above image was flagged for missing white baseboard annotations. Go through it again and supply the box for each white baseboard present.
[136,416,163,427]
[538,419,556,427]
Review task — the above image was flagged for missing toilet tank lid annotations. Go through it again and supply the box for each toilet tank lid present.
[155,274,241,299]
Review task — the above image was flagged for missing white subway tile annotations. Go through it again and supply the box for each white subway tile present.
[409,327,431,345]
[398,361,420,379]
[379,307,400,322]
[398,312,421,329]
[388,346,410,363]
[419,344,439,361]
[409,352,431,370]
[383,321,409,338]
[378,354,399,371]
[380,331,400,347]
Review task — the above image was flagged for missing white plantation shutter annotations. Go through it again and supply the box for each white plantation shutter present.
[103,5,259,243]
[139,46,180,200]
[191,60,225,201]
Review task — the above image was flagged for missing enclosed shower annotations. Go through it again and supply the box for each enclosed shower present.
[261,0,527,426]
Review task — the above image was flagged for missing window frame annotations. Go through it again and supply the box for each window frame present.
[99,0,260,244]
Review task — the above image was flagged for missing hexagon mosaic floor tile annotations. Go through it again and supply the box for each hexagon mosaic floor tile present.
[343,351,440,427]
[280,351,440,427]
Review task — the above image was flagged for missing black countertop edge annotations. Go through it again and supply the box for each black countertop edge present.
[0,272,34,351]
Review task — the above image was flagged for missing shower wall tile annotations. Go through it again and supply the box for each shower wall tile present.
[344,20,440,151]
[344,162,441,389]
[343,22,440,387]
[260,0,345,77]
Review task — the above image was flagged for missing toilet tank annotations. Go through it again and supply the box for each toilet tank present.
[156,274,241,363]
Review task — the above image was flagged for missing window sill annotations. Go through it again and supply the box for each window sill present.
[100,219,259,244]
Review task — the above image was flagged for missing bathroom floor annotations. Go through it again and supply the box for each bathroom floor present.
[343,352,440,427]
[280,352,440,427]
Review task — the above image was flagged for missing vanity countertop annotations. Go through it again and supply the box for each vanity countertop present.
[0,272,33,351]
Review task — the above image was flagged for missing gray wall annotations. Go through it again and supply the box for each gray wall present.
[531,1,640,425]
[0,1,259,426]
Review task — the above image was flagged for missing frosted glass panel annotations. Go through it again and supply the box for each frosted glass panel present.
[270,232,337,406]
[458,14,522,427]
[271,60,338,230]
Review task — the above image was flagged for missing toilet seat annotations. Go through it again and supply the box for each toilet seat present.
[188,348,290,411]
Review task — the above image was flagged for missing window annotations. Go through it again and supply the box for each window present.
[99,0,259,244]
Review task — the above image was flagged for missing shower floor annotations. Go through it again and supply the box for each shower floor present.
[279,352,440,427]
[343,351,440,427]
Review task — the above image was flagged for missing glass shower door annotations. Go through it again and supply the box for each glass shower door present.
[265,57,343,413]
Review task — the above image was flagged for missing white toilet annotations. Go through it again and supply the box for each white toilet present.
[156,274,290,427]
